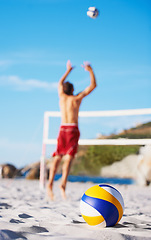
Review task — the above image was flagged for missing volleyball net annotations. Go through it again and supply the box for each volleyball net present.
[40,108,151,188]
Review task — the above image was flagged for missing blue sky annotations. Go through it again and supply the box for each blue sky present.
[0,0,151,168]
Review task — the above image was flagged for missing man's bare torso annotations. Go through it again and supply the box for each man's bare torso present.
[59,95,82,124]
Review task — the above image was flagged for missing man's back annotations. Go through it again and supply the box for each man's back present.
[59,94,82,124]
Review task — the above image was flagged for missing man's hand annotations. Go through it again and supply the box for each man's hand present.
[66,60,74,71]
[81,61,92,72]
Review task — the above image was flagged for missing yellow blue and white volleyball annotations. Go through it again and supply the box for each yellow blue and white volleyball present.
[87,7,99,19]
[80,184,124,227]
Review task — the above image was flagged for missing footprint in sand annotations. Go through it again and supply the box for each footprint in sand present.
[10,218,25,223]
[20,225,49,233]
[0,230,27,240]
[18,213,33,219]
[0,203,12,209]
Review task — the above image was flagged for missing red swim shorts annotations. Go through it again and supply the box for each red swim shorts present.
[52,125,80,158]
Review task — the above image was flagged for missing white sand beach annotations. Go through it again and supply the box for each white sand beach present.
[0,179,151,240]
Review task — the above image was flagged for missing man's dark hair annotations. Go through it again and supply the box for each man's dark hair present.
[63,81,74,95]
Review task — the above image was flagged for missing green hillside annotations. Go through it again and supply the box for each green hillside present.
[70,121,151,176]
[109,121,151,139]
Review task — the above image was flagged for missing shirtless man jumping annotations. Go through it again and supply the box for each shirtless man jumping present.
[47,60,97,200]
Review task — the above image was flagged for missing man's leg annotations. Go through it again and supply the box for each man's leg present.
[47,155,62,200]
[60,154,73,199]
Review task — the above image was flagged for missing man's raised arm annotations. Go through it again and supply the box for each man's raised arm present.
[58,60,74,95]
[76,62,97,99]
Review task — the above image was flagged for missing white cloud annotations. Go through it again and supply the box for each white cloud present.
[0,75,58,91]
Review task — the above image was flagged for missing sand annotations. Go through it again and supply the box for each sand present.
[0,179,151,240]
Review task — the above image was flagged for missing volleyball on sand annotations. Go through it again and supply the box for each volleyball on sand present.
[80,184,124,227]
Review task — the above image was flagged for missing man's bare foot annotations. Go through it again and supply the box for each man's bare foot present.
[47,183,54,200]
[59,184,66,200]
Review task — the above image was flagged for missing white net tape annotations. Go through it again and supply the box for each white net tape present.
[43,108,151,146]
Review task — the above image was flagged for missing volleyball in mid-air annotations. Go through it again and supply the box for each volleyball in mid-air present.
[80,184,124,227]
[87,7,99,19]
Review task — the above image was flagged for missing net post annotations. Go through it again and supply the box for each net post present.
[39,112,49,189]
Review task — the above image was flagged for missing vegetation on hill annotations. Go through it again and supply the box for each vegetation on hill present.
[71,145,139,176]
[108,121,151,139]
[70,121,151,176]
